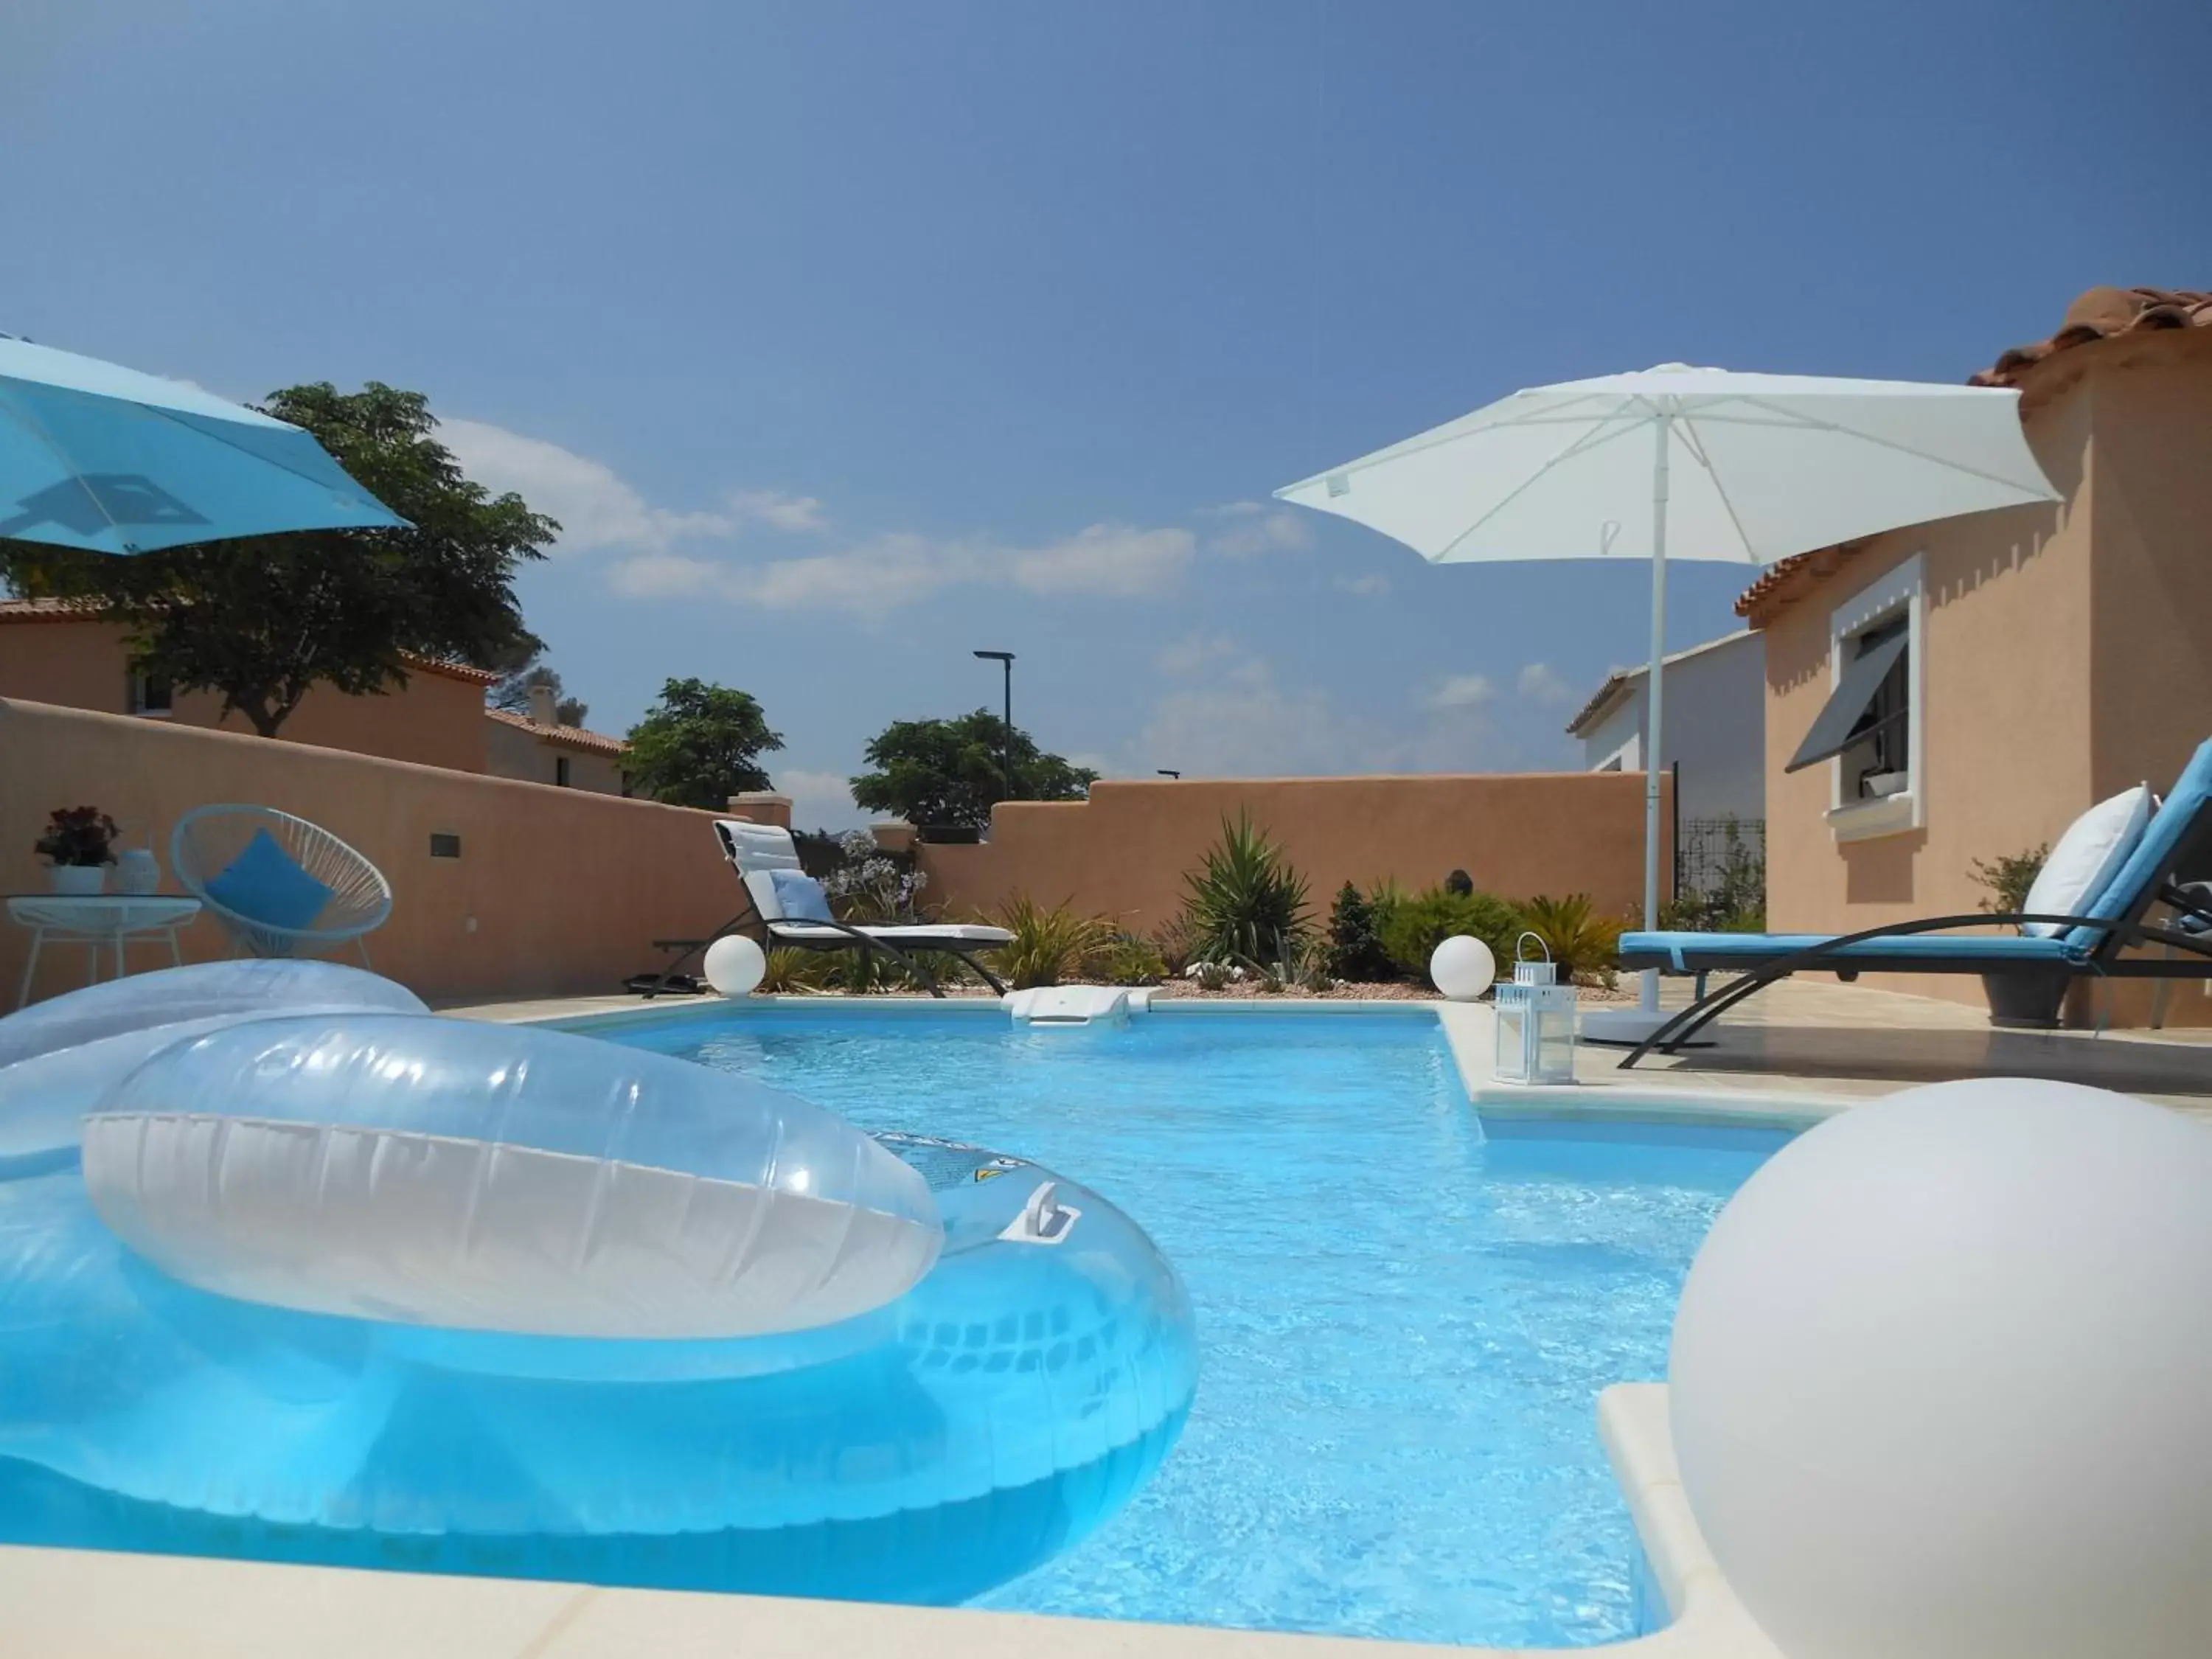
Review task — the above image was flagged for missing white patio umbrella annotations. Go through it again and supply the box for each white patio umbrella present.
[1276,364,2059,1040]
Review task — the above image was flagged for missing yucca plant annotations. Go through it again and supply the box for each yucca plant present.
[990,894,1114,990]
[1515,892,1625,987]
[1181,812,1312,966]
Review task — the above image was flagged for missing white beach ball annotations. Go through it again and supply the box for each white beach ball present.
[1669,1078,2212,1659]
[703,935,768,998]
[1428,935,1496,1001]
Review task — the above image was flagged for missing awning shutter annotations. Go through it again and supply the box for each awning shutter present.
[1784,629,1910,773]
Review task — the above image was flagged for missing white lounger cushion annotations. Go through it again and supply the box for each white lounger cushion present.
[769,922,1013,945]
[2023,785,2152,938]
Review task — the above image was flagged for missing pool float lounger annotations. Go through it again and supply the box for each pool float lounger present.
[0,966,1196,1604]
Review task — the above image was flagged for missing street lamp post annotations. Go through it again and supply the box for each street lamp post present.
[973,650,1015,805]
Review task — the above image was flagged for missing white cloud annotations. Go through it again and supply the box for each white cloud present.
[1010,524,1197,595]
[1133,640,1504,778]
[1200,500,1315,557]
[609,522,1197,622]
[1423,672,1496,710]
[1516,661,1579,706]
[729,490,827,533]
[1332,573,1391,598]
[776,768,860,830]
[439,418,738,558]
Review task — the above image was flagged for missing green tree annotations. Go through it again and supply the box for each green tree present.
[849,710,1097,835]
[625,677,785,808]
[2,383,555,736]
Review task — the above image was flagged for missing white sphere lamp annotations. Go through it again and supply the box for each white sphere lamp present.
[1669,1078,2212,1659]
[702,935,768,998]
[1428,935,1496,1001]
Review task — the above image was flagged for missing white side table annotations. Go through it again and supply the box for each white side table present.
[7,896,203,1009]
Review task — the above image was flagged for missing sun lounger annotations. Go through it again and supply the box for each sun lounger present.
[1614,737,2212,1066]
[644,821,1012,998]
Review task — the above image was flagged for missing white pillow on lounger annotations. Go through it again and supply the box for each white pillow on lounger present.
[2021,785,2152,937]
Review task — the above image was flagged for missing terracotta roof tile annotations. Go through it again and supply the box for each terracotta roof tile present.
[485,706,630,756]
[1969,286,2212,389]
[1739,286,2209,625]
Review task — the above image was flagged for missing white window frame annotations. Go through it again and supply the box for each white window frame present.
[129,669,173,719]
[1824,552,1925,843]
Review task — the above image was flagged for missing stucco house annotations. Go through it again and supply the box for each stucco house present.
[0,600,630,791]
[1566,628,1766,825]
[1742,285,2212,1028]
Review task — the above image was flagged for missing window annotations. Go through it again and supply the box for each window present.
[129,670,173,717]
[555,755,572,788]
[1787,553,1925,841]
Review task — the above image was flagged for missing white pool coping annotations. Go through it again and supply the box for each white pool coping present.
[0,1385,1781,1658]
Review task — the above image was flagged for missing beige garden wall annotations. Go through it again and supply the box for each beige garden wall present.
[0,698,734,1007]
[1759,336,2212,1027]
[917,771,1665,936]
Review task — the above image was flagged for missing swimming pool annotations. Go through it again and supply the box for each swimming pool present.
[607,1006,1789,1649]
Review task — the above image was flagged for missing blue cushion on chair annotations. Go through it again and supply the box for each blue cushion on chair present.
[768,868,835,923]
[204,829,335,933]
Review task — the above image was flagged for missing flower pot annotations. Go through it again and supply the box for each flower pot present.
[116,848,161,896]
[49,865,107,897]
[1981,967,2067,1030]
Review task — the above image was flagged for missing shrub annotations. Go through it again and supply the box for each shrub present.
[1515,893,1624,987]
[1181,812,1312,964]
[1151,911,1203,976]
[1096,933,1167,986]
[1256,934,1333,995]
[1970,844,2049,931]
[1377,887,1522,984]
[1324,882,1395,982]
[991,894,1113,990]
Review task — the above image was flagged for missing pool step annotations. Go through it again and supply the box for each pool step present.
[1002,985,1150,1026]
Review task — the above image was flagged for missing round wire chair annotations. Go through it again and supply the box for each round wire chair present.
[170,804,394,964]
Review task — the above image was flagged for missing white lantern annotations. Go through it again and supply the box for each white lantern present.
[1492,933,1578,1085]
[703,935,768,998]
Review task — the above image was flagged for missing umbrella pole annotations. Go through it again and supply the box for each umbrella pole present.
[1638,412,1670,1017]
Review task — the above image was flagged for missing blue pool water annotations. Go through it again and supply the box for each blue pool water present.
[611,1007,1787,1649]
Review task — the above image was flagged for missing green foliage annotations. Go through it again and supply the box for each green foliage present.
[1255,934,1333,995]
[624,677,785,810]
[1324,881,1395,982]
[1189,959,1232,992]
[35,807,118,868]
[849,711,1098,837]
[1096,933,1167,986]
[1180,813,1312,964]
[1971,844,2049,930]
[1515,893,1624,987]
[1667,818,1768,932]
[1377,886,1522,984]
[7,383,556,737]
[1150,912,1203,977]
[990,895,1114,990]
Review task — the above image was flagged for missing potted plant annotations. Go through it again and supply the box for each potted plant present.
[35,807,119,896]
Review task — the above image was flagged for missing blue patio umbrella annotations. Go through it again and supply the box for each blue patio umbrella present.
[0,334,406,555]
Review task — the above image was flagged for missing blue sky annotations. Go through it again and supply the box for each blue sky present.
[7,1,2208,827]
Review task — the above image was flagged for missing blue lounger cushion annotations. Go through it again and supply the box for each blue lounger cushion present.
[204,829,335,933]
[2065,737,2212,953]
[766,868,836,923]
[1620,931,2084,972]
